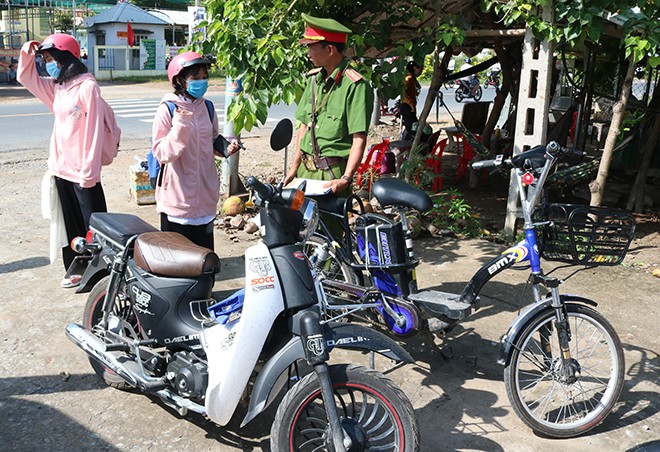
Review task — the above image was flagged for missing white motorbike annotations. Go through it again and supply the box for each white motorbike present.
[65,125,419,451]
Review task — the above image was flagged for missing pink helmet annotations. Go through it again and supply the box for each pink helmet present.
[167,51,209,83]
[38,33,81,59]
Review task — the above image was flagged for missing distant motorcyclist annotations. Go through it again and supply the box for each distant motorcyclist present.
[486,62,501,89]
[460,58,480,97]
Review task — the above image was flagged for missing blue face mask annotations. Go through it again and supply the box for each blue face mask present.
[186,79,208,99]
[46,61,61,79]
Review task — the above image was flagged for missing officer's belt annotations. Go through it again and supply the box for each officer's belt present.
[301,153,342,171]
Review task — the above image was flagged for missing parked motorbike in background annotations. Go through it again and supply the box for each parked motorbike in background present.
[65,124,420,451]
[454,77,483,102]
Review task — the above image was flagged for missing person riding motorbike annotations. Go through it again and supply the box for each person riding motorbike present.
[486,62,501,88]
[460,58,480,97]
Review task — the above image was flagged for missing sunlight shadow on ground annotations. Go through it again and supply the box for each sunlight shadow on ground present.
[0,256,50,274]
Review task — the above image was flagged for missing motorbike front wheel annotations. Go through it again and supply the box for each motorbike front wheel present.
[454,89,464,103]
[504,304,624,438]
[83,275,141,390]
[271,364,419,451]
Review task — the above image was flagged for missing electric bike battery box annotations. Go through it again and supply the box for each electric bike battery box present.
[355,213,407,268]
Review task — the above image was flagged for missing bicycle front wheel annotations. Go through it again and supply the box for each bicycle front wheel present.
[504,304,624,438]
[303,236,359,284]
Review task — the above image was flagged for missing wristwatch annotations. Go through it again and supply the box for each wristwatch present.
[341,175,354,184]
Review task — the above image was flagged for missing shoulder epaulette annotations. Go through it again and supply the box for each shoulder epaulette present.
[344,68,363,83]
[306,67,323,77]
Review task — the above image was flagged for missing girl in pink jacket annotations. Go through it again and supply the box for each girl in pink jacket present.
[18,34,108,288]
[152,52,239,250]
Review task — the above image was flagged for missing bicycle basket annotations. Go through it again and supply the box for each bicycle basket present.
[537,204,636,266]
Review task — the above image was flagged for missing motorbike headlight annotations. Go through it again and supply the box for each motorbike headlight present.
[298,198,319,243]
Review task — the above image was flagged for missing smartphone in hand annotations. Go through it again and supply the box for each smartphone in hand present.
[213,135,231,157]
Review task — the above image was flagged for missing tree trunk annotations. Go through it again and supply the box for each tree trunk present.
[406,42,452,181]
[468,41,516,190]
[626,85,660,211]
[481,38,513,150]
[627,112,660,212]
[589,54,636,207]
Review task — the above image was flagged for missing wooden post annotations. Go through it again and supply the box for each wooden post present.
[503,4,555,237]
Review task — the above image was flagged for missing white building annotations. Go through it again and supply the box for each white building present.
[84,2,168,80]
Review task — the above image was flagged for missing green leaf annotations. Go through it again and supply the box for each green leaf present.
[255,102,268,124]
[256,37,269,51]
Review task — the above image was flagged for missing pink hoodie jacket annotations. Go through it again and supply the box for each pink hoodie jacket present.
[17,41,105,188]
[151,93,220,219]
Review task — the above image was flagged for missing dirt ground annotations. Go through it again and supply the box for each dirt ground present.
[0,82,659,451]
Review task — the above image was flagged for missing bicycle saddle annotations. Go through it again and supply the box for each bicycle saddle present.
[372,178,433,212]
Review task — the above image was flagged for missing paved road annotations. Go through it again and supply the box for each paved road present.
[0,89,295,154]
[0,83,497,155]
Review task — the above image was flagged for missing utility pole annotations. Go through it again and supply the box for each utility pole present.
[72,0,76,36]
[24,0,29,41]
[8,0,13,48]
[221,78,243,196]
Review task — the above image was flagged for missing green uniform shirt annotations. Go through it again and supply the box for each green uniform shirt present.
[295,59,374,158]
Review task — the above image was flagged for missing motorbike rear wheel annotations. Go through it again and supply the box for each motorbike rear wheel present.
[473,86,483,101]
[504,304,624,438]
[83,275,141,390]
[271,364,419,451]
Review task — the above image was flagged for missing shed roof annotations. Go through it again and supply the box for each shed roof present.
[351,0,625,58]
[148,9,190,27]
[83,2,168,27]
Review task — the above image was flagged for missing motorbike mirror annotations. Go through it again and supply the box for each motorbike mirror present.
[270,119,293,152]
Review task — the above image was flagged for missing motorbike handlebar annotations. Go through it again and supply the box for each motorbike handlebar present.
[246,176,275,203]
[472,141,587,172]
[472,154,504,170]
[471,159,499,170]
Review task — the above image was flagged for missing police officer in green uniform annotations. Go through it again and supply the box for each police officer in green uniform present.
[284,14,374,195]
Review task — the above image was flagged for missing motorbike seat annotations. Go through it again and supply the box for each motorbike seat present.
[134,232,220,278]
[90,212,158,247]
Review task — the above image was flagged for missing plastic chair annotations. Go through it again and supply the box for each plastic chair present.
[412,137,448,193]
[426,138,448,191]
[456,133,481,180]
[356,139,391,190]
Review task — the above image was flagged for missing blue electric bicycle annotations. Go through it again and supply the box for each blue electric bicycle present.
[305,142,635,437]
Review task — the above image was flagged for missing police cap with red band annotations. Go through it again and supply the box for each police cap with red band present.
[299,13,352,45]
